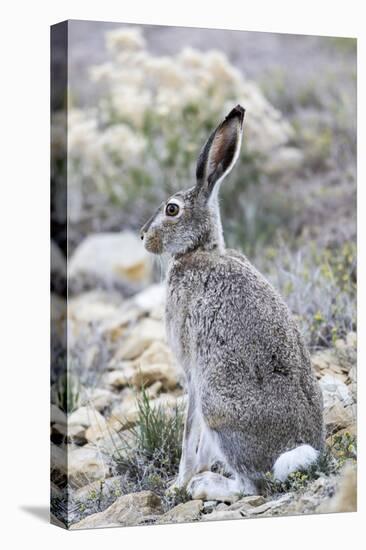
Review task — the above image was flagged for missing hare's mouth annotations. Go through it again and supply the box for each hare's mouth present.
[143,232,163,255]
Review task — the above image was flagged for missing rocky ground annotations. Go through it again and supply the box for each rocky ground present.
[50,231,357,530]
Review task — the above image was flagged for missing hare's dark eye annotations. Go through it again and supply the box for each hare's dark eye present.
[165,203,180,217]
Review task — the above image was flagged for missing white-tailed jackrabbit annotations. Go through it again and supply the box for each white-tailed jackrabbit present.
[140,105,324,500]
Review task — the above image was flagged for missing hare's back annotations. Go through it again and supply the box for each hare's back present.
[180,250,305,379]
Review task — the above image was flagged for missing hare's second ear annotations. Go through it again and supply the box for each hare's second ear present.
[195,105,244,199]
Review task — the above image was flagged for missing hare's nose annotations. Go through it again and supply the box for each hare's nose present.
[140,231,145,241]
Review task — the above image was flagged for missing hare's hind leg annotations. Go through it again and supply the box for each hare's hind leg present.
[187,471,256,503]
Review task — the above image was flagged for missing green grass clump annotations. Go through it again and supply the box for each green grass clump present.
[113,387,186,505]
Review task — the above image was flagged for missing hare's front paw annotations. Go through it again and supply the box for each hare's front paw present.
[187,472,242,503]
[165,475,189,497]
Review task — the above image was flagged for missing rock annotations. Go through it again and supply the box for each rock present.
[248,494,292,516]
[112,318,166,360]
[319,463,357,513]
[70,491,163,529]
[159,500,203,524]
[312,350,347,382]
[69,290,123,325]
[108,393,140,431]
[103,368,133,390]
[202,500,218,513]
[320,374,353,408]
[84,424,107,444]
[88,388,115,411]
[131,341,178,390]
[100,306,142,342]
[68,446,110,488]
[133,283,165,311]
[68,406,107,429]
[324,402,355,434]
[346,332,357,348]
[107,341,178,391]
[312,336,356,389]
[228,495,266,510]
[145,381,163,398]
[131,363,178,391]
[68,231,152,293]
[280,475,340,516]
[215,502,229,511]
[320,373,355,434]
[137,340,173,367]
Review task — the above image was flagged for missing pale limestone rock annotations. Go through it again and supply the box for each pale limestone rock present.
[346,332,357,348]
[87,388,115,411]
[68,406,106,428]
[131,363,178,391]
[320,374,353,408]
[103,368,132,389]
[228,495,266,510]
[69,290,123,325]
[133,283,165,311]
[159,500,203,523]
[240,494,293,516]
[100,306,142,342]
[318,463,357,513]
[69,231,152,290]
[70,491,163,529]
[68,446,110,488]
[112,318,166,360]
[324,402,355,433]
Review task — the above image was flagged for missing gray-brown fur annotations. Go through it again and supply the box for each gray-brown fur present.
[141,105,324,493]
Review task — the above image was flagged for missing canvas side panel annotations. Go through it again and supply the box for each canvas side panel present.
[50,20,68,530]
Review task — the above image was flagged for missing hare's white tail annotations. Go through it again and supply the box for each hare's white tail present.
[273,444,319,482]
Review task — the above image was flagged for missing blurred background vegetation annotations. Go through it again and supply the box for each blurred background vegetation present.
[52,23,356,352]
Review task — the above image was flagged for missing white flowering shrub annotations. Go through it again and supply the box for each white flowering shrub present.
[64,27,302,242]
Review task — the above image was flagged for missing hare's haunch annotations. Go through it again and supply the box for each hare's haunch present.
[141,105,324,498]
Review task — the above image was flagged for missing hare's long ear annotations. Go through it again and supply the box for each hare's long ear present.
[195,105,245,200]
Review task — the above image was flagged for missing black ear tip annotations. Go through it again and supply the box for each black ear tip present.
[226,104,245,125]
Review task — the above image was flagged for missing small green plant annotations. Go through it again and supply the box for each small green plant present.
[113,387,185,502]
[328,431,357,465]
